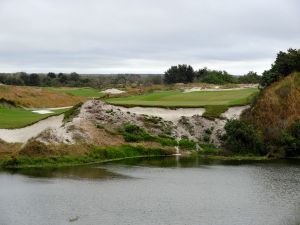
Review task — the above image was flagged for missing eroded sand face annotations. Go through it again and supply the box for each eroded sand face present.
[113,106,205,122]
[221,106,250,119]
[0,115,64,143]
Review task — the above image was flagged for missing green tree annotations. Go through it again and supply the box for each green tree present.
[164,64,195,84]
[28,73,40,86]
[261,48,300,87]
[238,71,261,83]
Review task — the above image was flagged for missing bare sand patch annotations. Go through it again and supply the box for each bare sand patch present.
[101,88,126,94]
[32,110,54,114]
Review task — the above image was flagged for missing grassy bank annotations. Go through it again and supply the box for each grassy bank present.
[0,145,173,168]
[0,107,68,129]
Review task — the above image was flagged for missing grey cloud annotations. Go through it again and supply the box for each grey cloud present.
[0,0,299,74]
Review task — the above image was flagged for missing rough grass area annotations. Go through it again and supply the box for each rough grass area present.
[0,107,68,129]
[106,88,258,108]
[63,102,83,123]
[0,144,173,168]
[48,87,105,98]
[0,85,84,108]
[119,123,177,146]
[202,105,229,119]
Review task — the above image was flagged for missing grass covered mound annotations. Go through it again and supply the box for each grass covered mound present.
[0,85,84,108]
[242,73,300,132]
[0,140,174,168]
[225,73,300,158]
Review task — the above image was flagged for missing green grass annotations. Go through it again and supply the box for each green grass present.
[106,88,258,107]
[48,87,105,98]
[0,145,172,168]
[0,107,68,129]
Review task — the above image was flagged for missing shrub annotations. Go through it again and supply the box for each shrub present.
[64,102,83,122]
[179,138,197,150]
[222,119,264,155]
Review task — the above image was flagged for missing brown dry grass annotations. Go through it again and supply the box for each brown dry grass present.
[242,73,300,133]
[0,139,21,157]
[82,121,125,147]
[0,85,84,107]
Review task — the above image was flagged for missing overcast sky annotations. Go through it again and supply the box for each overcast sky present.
[0,0,299,74]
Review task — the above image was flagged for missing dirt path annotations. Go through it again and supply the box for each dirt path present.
[0,115,64,143]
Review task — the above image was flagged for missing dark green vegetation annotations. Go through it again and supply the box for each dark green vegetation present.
[63,102,83,123]
[0,72,164,88]
[261,48,300,87]
[221,119,264,155]
[164,64,195,84]
[163,64,261,84]
[119,123,177,146]
[222,49,300,158]
[0,142,172,168]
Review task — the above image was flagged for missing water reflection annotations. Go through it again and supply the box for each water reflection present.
[0,157,299,225]
[3,166,127,180]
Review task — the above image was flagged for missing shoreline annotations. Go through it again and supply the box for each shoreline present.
[1,153,294,169]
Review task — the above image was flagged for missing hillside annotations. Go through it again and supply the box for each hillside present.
[242,72,300,145]
[0,85,84,108]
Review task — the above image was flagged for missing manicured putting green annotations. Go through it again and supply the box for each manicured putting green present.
[0,108,68,129]
[106,88,258,107]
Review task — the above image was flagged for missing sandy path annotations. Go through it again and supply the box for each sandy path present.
[0,115,64,143]
[115,106,205,122]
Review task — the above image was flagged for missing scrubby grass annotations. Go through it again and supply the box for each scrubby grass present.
[63,102,83,123]
[0,85,83,108]
[0,107,68,129]
[0,145,172,168]
[202,105,229,119]
[120,123,177,146]
[107,88,258,108]
[48,87,104,98]
[199,143,223,154]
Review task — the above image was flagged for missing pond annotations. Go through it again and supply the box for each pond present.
[0,157,299,225]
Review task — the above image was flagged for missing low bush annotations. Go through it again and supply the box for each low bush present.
[64,102,83,122]
[222,119,264,155]
[179,138,197,150]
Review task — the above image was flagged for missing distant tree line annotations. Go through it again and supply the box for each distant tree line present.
[261,48,300,87]
[0,72,163,88]
[163,64,261,84]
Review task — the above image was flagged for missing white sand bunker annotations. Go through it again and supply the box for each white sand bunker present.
[32,110,54,114]
[183,87,244,93]
[116,106,205,122]
[102,88,126,94]
[0,115,64,143]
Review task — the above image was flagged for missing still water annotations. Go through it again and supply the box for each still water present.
[0,157,299,225]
